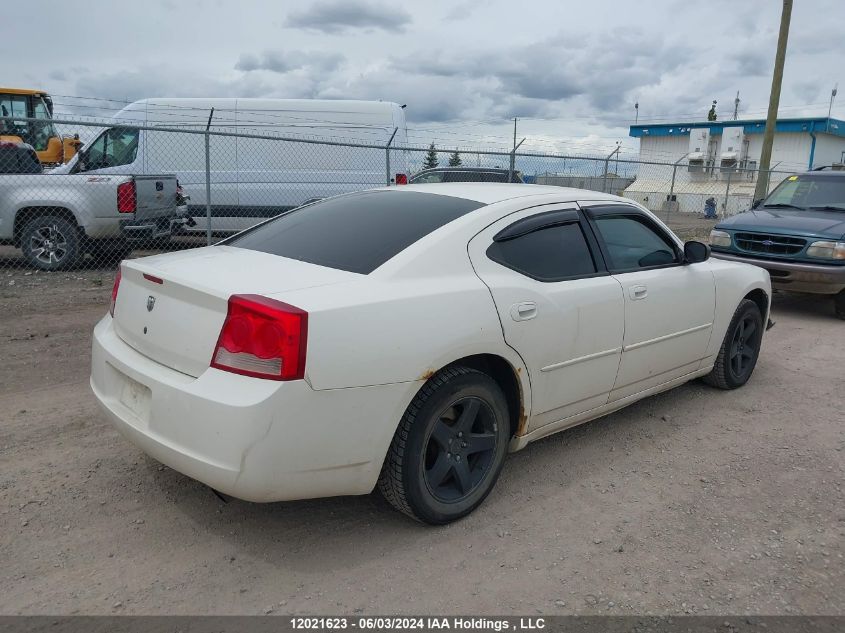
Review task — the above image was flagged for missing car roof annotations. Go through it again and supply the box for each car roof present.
[416,167,513,173]
[799,169,845,177]
[394,182,622,204]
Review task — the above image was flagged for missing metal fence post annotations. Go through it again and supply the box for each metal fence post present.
[385,127,398,186]
[723,169,733,218]
[602,157,609,193]
[668,164,678,211]
[204,131,212,246]
[508,138,525,183]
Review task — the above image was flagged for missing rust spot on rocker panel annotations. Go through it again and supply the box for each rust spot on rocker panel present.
[516,408,528,436]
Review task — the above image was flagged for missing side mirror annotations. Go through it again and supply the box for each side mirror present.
[684,240,710,264]
[751,198,763,209]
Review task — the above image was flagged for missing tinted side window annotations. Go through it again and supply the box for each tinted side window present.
[593,215,679,271]
[226,190,484,274]
[487,222,596,282]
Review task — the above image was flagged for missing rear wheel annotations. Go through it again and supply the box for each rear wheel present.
[834,290,845,321]
[378,366,510,524]
[703,299,763,389]
[20,215,80,271]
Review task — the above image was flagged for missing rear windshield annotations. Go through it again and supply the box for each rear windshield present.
[224,190,484,274]
[764,175,845,210]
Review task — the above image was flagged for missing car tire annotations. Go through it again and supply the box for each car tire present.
[702,299,763,390]
[20,215,80,271]
[378,366,510,524]
[834,290,845,321]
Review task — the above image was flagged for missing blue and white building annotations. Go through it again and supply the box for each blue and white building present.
[624,117,845,214]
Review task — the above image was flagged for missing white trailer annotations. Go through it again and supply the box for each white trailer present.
[55,98,410,234]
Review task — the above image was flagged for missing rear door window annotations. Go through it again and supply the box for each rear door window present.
[225,190,484,274]
[486,213,597,281]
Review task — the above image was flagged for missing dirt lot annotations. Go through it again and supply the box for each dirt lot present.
[1,261,844,616]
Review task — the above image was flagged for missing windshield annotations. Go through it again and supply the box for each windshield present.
[764,175,845,210]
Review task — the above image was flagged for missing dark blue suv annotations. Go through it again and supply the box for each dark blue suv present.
[710,170,845,319]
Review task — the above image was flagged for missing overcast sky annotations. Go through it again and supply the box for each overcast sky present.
[4,0,844,156]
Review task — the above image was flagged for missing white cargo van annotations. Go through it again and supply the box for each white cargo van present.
[57,98,410,233]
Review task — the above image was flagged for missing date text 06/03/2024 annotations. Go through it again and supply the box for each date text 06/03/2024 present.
[289,617,546,630]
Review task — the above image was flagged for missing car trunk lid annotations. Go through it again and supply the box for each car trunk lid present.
[112,246,356,377]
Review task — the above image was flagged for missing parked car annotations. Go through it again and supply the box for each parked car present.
[709,169,845,319]
[0,173,183,270]
[53,98,410,234]
[410,166,525,184]
[92,184,771,524]
[0,140,42,174]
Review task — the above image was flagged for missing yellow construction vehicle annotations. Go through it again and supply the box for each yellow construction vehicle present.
[0,88,80,166]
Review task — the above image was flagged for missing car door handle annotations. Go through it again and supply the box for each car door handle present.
[629,285,648,300]
[510,301,538,321]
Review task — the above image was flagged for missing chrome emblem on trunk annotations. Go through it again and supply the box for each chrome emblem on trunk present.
[146,296,156,312]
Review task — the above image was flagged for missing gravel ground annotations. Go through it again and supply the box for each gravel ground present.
[1,261,843,616]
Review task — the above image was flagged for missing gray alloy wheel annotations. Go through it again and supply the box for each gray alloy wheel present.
[20,215,80,271]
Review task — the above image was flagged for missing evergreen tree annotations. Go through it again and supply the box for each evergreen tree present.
[448,150,462,167]
[422,143,439,169]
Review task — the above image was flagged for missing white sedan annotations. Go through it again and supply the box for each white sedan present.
[91,184,771,524]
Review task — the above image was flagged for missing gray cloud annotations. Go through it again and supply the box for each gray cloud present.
[235,50,345,73]
[286,0,412,33]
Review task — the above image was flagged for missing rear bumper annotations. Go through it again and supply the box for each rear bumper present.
[120,215,186,241]
[90,315,413,502]
[711,251,845,294]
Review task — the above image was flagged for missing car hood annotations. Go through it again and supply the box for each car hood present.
[717,208,845,240]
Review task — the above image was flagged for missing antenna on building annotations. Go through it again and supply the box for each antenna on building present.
[733,91,740,120]
[634,100,639,124]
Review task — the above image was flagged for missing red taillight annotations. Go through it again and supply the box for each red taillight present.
[109,267,122,317]
[142,273,163,284]
[211,294,308,381]
[395,173,408,185]
[117,181,136,213]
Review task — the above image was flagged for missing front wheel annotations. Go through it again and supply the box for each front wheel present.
[378,366,510,524]
[20,215,80,271]
[703,299,763,389]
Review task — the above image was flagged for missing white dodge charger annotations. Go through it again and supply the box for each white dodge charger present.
[91,184,771,524]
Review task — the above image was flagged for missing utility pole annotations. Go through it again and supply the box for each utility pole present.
[755,0,792,202]
[635,101,639,124]
[828,84,838,126]
[733,91,740,120]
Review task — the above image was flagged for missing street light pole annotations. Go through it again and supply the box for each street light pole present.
[754,0,793,202]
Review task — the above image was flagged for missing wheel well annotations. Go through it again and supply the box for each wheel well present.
[442,354,523,439]
[13,207,79,245]
[744,288,769,321]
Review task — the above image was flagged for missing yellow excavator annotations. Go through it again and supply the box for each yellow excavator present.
[0,88,81,166]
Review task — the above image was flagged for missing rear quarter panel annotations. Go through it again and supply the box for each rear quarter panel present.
[267,210,534,421]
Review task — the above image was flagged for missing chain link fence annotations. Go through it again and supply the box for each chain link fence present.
[1,115,796,274]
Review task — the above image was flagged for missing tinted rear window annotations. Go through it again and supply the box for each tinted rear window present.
[225,190,484,274]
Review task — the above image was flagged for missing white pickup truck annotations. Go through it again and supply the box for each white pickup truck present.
[0,170,184,270]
